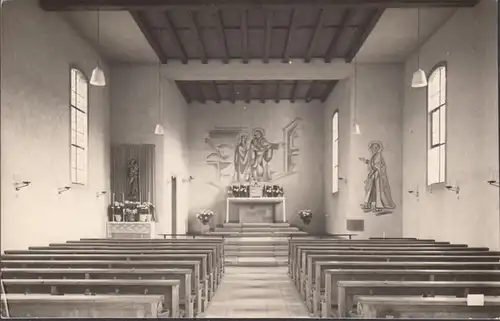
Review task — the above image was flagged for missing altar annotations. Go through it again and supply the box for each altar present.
[225,197,286,223]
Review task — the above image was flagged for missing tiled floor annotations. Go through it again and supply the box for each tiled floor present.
[203,266,310,318]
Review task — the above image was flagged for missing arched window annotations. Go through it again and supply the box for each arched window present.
[332,111,339,193]
[70,68,89,185]
[427,63,447,185]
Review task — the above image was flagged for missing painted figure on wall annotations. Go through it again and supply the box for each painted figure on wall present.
[127,158,140,199]
[359,141,396,214]
[248,128,280,182]
[233,133,250,182]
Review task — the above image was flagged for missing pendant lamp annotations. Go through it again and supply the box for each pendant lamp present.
[411,8,427,88]
[352,56,361,135]
[154,63,164,135]
[90,10,106,87]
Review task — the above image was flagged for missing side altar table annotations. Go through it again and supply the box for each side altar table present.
[225,197,286,223]
[106,222,155,239]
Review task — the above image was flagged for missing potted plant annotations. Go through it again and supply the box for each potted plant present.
[123,200,141,222]
[298,209,312,225]
[196,209,214,234]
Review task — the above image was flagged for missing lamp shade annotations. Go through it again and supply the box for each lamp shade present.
[90,65,106,87]
[154,124,164,135]
[411,68,427,88]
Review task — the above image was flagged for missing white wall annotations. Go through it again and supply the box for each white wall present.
[110,65,190,235]
[1,0,111,251]
[187,101,326,234]
[324,64,404,237]
[402,0,499,248]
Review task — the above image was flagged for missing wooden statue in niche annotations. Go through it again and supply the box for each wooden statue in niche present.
[127,158,140,200]
[359,141,396,215]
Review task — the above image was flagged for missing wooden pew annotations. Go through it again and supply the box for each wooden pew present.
[1,252,214,301]
[322,269,500,317]
[293,247,495,285]
[1,278,181,317]
[0,293,167,318]
[337,280,500,317]
[0,260,206,314]
[311,261,500,316]
[354,295,500,319]
[1,267,196,317]
[9,247,223,290]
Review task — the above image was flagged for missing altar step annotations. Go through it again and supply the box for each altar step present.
[219,223,304,266]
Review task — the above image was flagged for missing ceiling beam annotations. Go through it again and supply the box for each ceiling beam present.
[130,11,168,63]
[186,10,208,64]
[290,80,298,103]
[164,11,188,64]
[241,9,249,64]
[305,80,315,102]
[305,8,325,63]
[229,82,236,104]
[345,8,385,63]
[263,11,273,63]
[274,82,280,103]
[40,0,480,11]
[214,10,229,64]
[212,81,221,103]
[282,8,299,63]
[162,59,352,81]
[197,82,206,103]
[259,84,265,103]
[324,8,352,63]
[320,80,337,102]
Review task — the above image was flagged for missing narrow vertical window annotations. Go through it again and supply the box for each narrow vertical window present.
[427,64,447,185]
[70,68,89,185]
[332,111,339,193]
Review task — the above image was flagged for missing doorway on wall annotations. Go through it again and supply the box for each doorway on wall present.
[171,176,177,237]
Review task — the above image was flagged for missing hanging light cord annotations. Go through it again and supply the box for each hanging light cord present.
[353,56,357,126]
[416,8,420,68]
[97,10,100,67]
[158,63,162,121]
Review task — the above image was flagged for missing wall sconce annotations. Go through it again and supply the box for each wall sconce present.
[15,181,31,191]
[182,176,194,183]
[58,186,71,195]
[487,180,499,187]
[445,184,460,194]
[96,191,107,198]
[408,189,419,198]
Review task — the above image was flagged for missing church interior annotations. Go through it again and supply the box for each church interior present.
[0,0,499,318]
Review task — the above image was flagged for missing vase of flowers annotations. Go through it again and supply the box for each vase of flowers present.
[197,209,214,225]
[124,200,141,222]
[298,209,312,225]
[138,202,155,222]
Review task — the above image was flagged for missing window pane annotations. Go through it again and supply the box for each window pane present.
[76,132,86,148]
[440,105,446,144]
[76,111,86,134]
[76,148,86,171]
[71,145,77,169]
[439,144,446,183]
[431,110,440,147]
[427,147,439,185]
[332,166,339,193]
[332,143,338,166]
[332,113,338,139]
[439,68,446,105]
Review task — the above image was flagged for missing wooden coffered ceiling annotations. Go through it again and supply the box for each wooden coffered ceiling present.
[40,0,479,65]
[175,80,338,103]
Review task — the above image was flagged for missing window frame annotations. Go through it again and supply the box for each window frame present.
[426,62,448,187]
[332,110,339,194]
[69,66,90,186]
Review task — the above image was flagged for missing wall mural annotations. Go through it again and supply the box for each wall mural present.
[205,118,302,185]
[358,140,396,215]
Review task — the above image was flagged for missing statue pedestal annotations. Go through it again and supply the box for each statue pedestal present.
[225,197,286,223]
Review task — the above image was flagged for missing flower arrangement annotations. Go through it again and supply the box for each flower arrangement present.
[111,201,124,214]
[196,209,214,225]
[298,209,312,225]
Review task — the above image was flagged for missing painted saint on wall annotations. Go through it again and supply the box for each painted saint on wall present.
[359,141,396,215]
[232,128,280,182]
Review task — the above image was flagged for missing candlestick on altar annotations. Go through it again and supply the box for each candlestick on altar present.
[112,193,115,204]
[139,192,142,203]
[148,192,151,203]
[122,193,125,202]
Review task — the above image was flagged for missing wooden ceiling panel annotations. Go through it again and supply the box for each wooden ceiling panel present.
[175,80,338,104]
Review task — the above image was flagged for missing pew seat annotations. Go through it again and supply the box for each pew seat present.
[337,280,500,317]
[354,295,500,319]
[0,293,167,318]
[2,278,181,317]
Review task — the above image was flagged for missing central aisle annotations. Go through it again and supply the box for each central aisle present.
[203,266,310,318]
